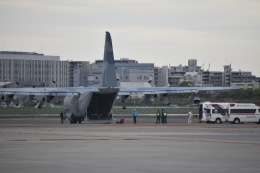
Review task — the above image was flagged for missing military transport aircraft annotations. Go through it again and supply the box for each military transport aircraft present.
[0,32,239,124]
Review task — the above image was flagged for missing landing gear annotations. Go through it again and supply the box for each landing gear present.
[70,114,77,124]
[70,114,83,124]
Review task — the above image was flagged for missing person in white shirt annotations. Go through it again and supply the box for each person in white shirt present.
[188,111,193,123]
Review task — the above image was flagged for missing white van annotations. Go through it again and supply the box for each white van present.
[226,103,260,124]
[199,102,230,124]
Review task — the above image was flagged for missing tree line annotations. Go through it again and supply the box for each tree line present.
[114,88,260,107]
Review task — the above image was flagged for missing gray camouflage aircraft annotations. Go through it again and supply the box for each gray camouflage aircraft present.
[0,32,239,124]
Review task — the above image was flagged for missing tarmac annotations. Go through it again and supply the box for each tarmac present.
[0,116,260,173]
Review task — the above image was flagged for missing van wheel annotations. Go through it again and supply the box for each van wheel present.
[234,118,240,124]
[215,118,222,124]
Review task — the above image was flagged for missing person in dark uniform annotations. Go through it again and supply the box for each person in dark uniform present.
[60,111,64,124]
[162,109,167,124]
[155,110,161,124]
[161,109,165,124]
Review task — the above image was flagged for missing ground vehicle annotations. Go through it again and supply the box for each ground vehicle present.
[226,103,260,124]
[199,102,210,122]
[199,102,229,124]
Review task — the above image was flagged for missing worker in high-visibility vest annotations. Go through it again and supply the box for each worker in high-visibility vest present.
[162,109,168,124]
[155,110,161,124]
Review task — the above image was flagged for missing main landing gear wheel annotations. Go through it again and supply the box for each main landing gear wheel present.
[70,114,77,124]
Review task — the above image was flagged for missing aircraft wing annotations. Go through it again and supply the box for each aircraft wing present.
[118,86,240,95]
[0,86,239,96]
[0,87,100,96]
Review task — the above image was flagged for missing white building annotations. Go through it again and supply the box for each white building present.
[86,58,154,87]
[0,51,68,87]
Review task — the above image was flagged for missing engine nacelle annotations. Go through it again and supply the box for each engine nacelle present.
[1,94,15,100]
[188,95,200,104]
[119,95,129,109]
[46,95,55,103]
[140,94,154,105]
[154,93,170,105]
[22,96,38,107]
[1,94,16,105]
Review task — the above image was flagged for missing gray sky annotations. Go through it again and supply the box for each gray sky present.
[1,0,260,76]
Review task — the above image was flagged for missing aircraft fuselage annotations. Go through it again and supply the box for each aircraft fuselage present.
[63,88,118,123]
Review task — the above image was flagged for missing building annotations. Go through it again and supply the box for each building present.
[167,60,258,88]
[86,58,154,87]
[0,51,68,87]
[168,59,203,86]
[2,51,258,89]
[68,61,90,87]
[154,66,169,87]
[202,71,223,87]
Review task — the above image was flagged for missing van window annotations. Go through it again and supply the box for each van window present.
[246,109,256,113]
[231,109,256,113]
[212,109,225,115]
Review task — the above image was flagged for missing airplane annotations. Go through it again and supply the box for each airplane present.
[0,32,239,124]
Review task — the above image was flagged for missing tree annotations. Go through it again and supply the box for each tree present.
[179,81,193,87]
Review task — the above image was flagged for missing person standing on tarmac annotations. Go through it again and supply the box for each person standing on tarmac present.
[155,110,161,124]
[132,109,138,124]
[188,111,193,123]
[60,111,64,124]
[161,109,165,124]
[162,109,168,124]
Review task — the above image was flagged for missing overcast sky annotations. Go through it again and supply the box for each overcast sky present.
[1,0,260,76]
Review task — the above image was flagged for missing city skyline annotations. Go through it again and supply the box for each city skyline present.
[1,0,260,76]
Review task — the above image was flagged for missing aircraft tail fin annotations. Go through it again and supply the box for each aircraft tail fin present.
[101,32,117,87]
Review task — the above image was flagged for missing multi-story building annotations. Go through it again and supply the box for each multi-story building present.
[230,71,255,83]
[168,59,203,86]
[86,58,154,87]
[168,60,258,88]
[223,65,256,88]
[202,71,223,87]
[68,61,90,87]
[223,65,232,86]
[0,51,68,87]
[1,52,258,89]
[154,66,169,87]
[168,65,185,87]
